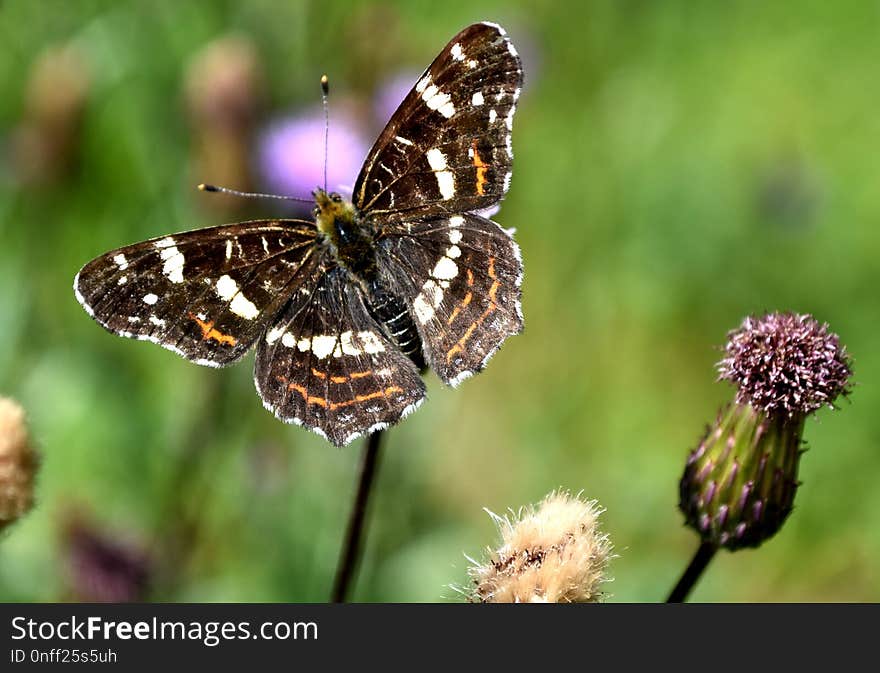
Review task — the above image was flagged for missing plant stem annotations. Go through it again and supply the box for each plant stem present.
[331,428,385,602]
[667,541,717,603]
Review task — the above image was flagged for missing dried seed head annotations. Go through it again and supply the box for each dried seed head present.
[0,397,40,531]
[718,312,852,417]
[469,491,612,603]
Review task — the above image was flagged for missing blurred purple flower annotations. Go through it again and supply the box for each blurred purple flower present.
[373,70,420,126]
[62,515,150,602]
[258,107,369,200]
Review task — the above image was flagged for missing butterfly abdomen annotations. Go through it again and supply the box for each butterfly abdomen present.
[367,282,426,370]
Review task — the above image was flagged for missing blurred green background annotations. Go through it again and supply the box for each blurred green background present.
[1,0,877,602]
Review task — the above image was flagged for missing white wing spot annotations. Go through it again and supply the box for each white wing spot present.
[395,135,413,146]
[215,274,260,320]
[448,229,463,245]
[426,148,455,200]
[446,245,462,259]
[414,295,434,324]
[266,325,285,344]
[436,172,455,200]
[489,108,498,124]
[143,293,158,305]
[414,279,445,324]
[117,275,128,285]
[113,254,129,270]
[225,239,232,261]
[357,331,385,354]
[310,335,338,359]
[215,274,238,301]
[451,42,464,61]
[149,315,166,327]
[471,91,484,106]
[230,294,259,320]
[281,332,296,348]
[432,256,458,280]
[422,85,455,118]
[339,331,361,356]
[156,238,185,284]
[415,74,432,94]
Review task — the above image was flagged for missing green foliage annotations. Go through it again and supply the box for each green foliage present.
[1,0,877,601]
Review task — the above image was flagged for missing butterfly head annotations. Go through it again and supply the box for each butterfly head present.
[313,187,354,235]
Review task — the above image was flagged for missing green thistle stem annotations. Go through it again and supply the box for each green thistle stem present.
[331,428,385,602]
[667,541,717,603]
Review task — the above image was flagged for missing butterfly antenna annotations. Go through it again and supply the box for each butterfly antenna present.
[197,183,312,204]
[321,74,330,193]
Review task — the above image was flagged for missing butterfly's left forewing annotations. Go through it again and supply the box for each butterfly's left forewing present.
[74,221,319,366]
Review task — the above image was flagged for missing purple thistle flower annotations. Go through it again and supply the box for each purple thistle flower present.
[718,312,853,417]
[258,107,369,200]
[679,311,854,552]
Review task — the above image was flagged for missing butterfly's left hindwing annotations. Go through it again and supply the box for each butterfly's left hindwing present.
[354,22,522,217]
[255,260,426,446]
[74,221,319,366]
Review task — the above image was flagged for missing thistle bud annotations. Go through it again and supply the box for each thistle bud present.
[468,491,612,603]
[679,313,852,550]
[185,35,264,215]
[0,397,39,532]
[10,43,91,185]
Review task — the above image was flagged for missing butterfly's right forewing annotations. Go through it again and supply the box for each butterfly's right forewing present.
[354,22,523,217]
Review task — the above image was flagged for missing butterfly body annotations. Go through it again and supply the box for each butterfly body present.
[75,22,523,446]
[314,187,426,369]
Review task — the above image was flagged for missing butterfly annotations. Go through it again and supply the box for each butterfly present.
[74,22,524,446]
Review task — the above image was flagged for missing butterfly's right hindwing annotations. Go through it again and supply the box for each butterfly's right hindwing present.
[376,213,523,386]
